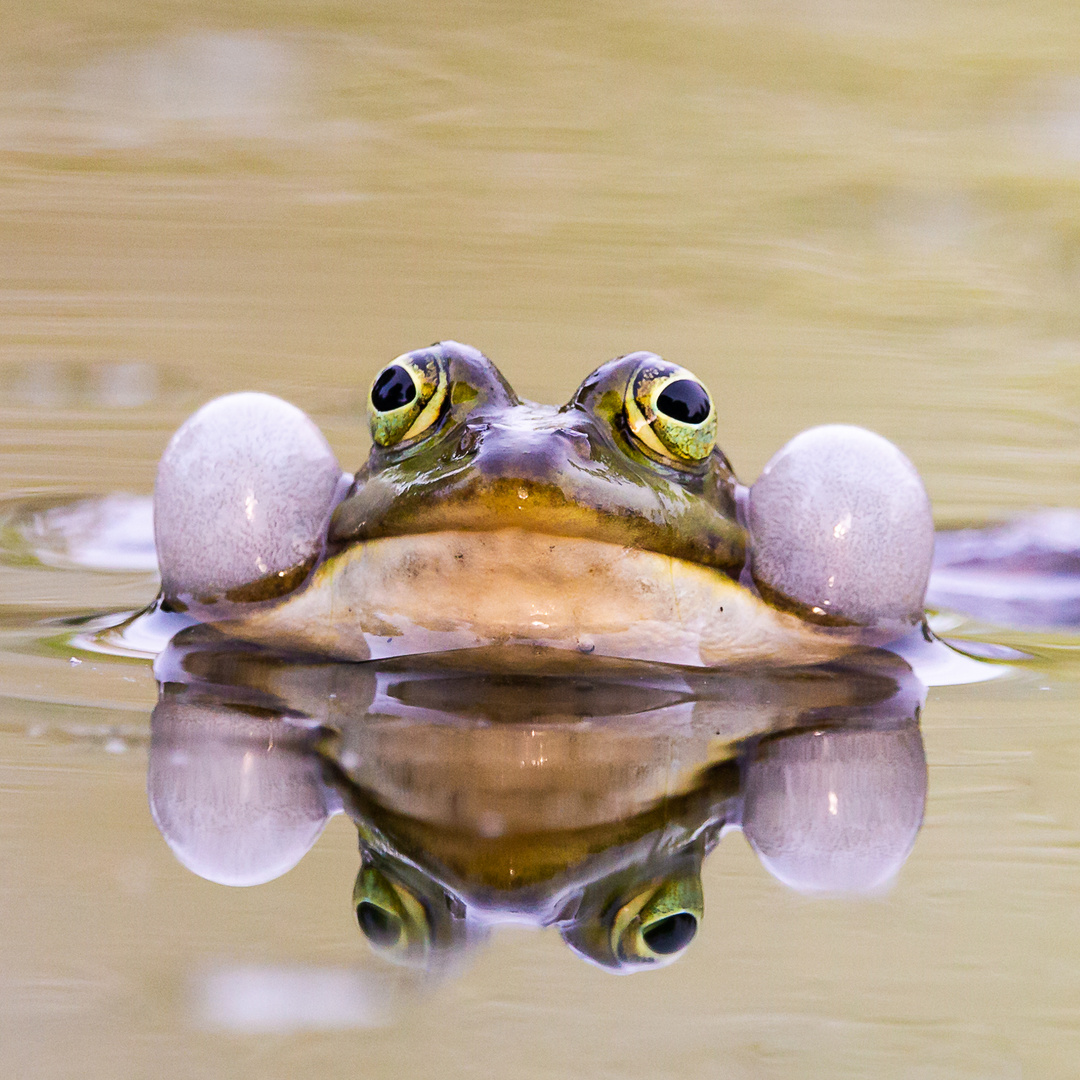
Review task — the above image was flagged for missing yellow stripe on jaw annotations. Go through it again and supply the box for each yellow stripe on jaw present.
[222,529,873,668]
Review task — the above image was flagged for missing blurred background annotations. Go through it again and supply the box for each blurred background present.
[2,2,1080,1078]
[5,0,1080,513]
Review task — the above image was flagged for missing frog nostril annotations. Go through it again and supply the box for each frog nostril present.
[563,429,594,460]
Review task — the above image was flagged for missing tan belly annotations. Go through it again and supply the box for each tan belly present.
[222,529,869,667]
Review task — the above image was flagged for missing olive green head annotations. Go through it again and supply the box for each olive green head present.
[331,342,744,573]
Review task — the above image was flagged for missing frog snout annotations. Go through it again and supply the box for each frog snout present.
[470,424,589,486]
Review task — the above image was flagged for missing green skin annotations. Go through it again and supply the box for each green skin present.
[329,344,746,575]
[224,341,877,666]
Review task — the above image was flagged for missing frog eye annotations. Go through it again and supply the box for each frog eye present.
[368,350,448,448]
[624,362,717,465]
[610,873,703,966]
[353,863,434,964]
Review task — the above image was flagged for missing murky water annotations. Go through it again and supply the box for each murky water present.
[3,2,1080,1076]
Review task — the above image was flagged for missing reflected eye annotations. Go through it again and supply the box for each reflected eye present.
[352,863,433,964]
[356,900,403,948]
[624,362,717,465]
[611,873,704,966]
[368,350,448,448]
[640,911,697,955]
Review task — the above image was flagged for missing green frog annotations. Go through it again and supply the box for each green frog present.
[152,342,934,668]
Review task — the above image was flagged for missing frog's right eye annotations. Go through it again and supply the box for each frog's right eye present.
[367,351,448,448]
[559,863,704,972]
[610,873,703,967]
[370,366,417,412]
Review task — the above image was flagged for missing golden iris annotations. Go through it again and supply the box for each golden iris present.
[624,361,717,465]
[368,350,448,448]
[610,873,703,964]
[352,864,433,963]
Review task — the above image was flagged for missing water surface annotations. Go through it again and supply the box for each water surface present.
[3,2,1080,1077]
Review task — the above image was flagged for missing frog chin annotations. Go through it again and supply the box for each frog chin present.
[210,528,888,668]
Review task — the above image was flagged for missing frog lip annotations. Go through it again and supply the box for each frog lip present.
[328,472,746,575]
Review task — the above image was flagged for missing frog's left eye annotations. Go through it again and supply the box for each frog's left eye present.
[352,854,478,969]
[624,362,717,465]
[353,862,434,965]
[368,350,448,448]
[610,873,703,967]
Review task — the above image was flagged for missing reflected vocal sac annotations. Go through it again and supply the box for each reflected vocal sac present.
[149,636,927,975]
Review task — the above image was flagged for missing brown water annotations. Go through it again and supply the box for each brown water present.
[3,2,1080,1076]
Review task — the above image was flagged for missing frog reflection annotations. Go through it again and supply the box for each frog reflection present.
[559,849,707,971]
[349,837,710,975]
[149,636,927,974]
[148,696,337,886]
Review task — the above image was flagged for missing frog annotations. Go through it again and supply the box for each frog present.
[152,341,934,668]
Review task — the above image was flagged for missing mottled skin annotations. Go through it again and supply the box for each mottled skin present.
[154,341,933,667]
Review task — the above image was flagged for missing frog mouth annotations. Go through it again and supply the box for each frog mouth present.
[327,474,746,576]
[225,527,864,670]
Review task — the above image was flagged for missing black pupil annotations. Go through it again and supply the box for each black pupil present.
[642,912,697,955]
[357,902,402,948]
[371,366,417,412]
[656,380,710,425]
